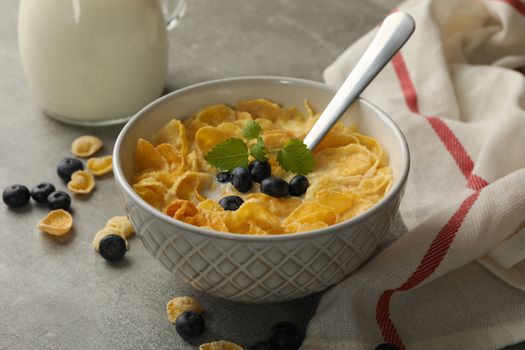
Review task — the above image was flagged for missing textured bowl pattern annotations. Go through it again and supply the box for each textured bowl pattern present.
[120,181,402,303]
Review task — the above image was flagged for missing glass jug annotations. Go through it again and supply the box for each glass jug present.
[18,0,186,125]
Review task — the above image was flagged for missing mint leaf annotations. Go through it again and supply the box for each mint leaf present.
[205,138,248,171]
[250,136,269,162]
[277,139,314,174]
[243,120,262,140]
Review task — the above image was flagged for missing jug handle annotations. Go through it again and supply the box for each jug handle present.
[163,0,187,31]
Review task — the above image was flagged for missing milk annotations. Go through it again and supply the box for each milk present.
[18,0,171,125]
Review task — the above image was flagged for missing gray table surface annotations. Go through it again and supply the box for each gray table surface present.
[1,1,522,350]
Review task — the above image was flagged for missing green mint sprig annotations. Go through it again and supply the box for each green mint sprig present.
[204,138,248,171]
[243,120,262,140]
[277,139,314,175]
[250,136,269,162]
[205,120,314,174]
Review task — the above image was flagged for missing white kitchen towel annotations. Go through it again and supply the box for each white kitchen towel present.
[302,0,525,349]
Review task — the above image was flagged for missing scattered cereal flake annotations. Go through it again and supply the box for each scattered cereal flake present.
[67,170,96,194]
[71,135,103,157]
[37,209,73,236]
[199,341,243,350]
[92,227,127,252]
[166,296,204,323]
[105,216,134,238]
[86,155,113,176]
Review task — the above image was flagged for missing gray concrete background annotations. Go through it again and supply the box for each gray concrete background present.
[1,1,522,350]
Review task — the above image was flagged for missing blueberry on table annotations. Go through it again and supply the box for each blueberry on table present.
[47,191,71,210]
[374,343,400,350]
[98,234,126,262]
[216,171,231,183]
[246,341,271,350]
[289,175,309,197]
[219,195,244,211]
[57,157,84,182]
[175,311,205,339]
[231,166,252,192]
[261,177,289,198]
[2,184,30,208]
[249,160,271,183]
[269,321,303,350]
[30,182,56,203]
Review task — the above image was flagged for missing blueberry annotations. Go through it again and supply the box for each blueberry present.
[289,175,309,197]
[2,184,30,208]
[219,195,244,211]
[98,234,127,262]
[374,344,400,350]
[231,166,252,192]
[175,311,205,339]
[47,191,71,210]
[249,160,271,183]
[30,182,56,203]
[217,171,231,183]
[269,321,303,350]
[57,157,84,182]
[261,177,289,198]
[246,341,271,350]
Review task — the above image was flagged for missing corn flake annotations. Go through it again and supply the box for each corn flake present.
[283,202,336,231]
[68,170,95,194]
[106,216,134,238]
[195,126,227,155]
[37,209,73,236]
[156,143,184,171]
[263,130,293,150]
[198,199,223,212]
[199,341,243,350]
[133,177,166,209]
[134,138,168,173]
[153,119,189,160]
[132,99,393,235]
[316,143,379,177]
[86,155,113,176]
[224,201,282,234]
[236,98,282,121]
[164,199,202,225]
[71,135,103,157]
[170,171,213,202]
[166,296,204,323]
[315,189,356,214]
[315,122,358,150]
[195,104,236,126]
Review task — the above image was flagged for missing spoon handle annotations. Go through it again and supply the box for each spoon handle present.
[303,12,415,150]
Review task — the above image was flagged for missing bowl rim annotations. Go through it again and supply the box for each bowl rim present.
[113,75,410,242]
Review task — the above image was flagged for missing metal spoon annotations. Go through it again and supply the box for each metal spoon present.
[303,12,415,150]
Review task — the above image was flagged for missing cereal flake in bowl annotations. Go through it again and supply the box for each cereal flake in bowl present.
[113,76,409,303]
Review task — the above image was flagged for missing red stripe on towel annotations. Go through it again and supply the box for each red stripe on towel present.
[371,0,525,345]
[391,52,483,182]
[467,174,490,191]
[498,0,525,16]
[376,191,482,348]
[374,51,490,348]
[426,116,474,180]
[391,53,419,113]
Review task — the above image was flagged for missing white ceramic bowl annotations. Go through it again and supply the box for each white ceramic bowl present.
[113,76,409,303]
